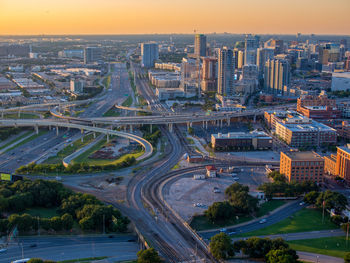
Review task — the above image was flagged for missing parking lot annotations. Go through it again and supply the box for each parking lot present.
[164,166,270,221]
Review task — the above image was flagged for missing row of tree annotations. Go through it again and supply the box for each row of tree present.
[15,155,136,174]
[204,183,258,223]
[0,180,129,235]
[304,190,348,214]
[209,233,298,262]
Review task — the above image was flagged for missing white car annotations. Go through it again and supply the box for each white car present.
[0,248,7,253]
[259,219,267,224]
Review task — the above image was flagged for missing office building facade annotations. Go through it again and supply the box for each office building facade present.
[280,151,324,183]
[244,34,260,65]
[194,34,207,57]
[141,42,159,68]
[84,47,102,64]
[201,57,217,92]
[217,47,234,96]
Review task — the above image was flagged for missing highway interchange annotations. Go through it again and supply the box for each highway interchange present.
[0,61,348,263]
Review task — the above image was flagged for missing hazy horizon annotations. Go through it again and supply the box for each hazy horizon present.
[1,0,349,35]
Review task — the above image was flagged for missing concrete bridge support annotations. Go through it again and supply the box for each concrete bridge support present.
[56,126,59,136]
[106,134,110,143]
[34,125,39,135]
[253,114,257,122]
[150,124,152,133]
[227,117,231,126]
[93,132,96,139]
[168,123,173,132]
[220,119,223,128]
[130,125,133,133]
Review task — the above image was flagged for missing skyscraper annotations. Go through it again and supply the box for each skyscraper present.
[244,34,260,65]
[194,34,207,57]
[264,59,291,95]
[257,48,275,79]
[141,42,159,68]
[201,57,217,93]
[217,47,234,96]
[84,47,102,64]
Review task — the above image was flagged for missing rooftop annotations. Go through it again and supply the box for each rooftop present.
[338,144,350,155]
[212,131,272,139]
[279,120,336,132]
[282,151,324,161]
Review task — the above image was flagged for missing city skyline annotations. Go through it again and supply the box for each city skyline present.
[0,0,350,35]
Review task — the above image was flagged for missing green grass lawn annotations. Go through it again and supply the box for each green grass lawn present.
[44,134,97,164]
[190,200,286,232]
[22,207,58,218]
[5,130,48,152]
[288,236,349,258]
[237,208,338,237]
[72,137,144,166]
[103,107,121,117]
[122,95,133,107]
[0,131,33,150]
[256,200,286,217]
[4,113,40,119]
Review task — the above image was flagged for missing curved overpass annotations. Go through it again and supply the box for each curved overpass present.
[0,119,153,161]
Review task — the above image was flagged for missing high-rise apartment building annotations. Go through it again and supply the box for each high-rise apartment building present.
[280,151,324,183]
[84,47,102,64]
[264,59,291,95]
[217,47,234,96]
[70,79,84,94]
[194,34,207,57]
[201,57,217,93]
[257,48,274,79]
[244,34,260,65]
[141,42,159,68]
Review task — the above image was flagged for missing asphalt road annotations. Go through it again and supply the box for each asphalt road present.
[0,63,131,173]
[200,201,306,240]
[0,235,138,263]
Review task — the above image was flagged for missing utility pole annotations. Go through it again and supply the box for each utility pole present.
[103,214,105,235]
[322,200,325,224]
[37,216,40,236]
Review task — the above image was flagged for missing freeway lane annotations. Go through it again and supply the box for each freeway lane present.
[0,235,138,263]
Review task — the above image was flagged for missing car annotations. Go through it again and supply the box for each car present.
[228,231,236,235]
[213,189,221,193]
[299,202,305,206]
[108,235,114,238]
[0,248,7,253]
[259,219,267,224]
[220,228,227,233]
[232,177,239,180]
[29,244,37,248]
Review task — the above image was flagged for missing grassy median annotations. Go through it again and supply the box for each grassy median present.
[288,236,349,258]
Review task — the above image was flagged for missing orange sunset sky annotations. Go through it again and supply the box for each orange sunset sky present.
[0,0,349,35]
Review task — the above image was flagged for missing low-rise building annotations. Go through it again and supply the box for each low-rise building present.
[275,118,337,147]
[148,71,180,88]
[335,145,350,183]
[339,121,350,140]
[155,87,185,100]
[264,110,300,130]
[280,151,324,183]
[324,154,337,176]
[211,131,272,151]
[298,106,341,120]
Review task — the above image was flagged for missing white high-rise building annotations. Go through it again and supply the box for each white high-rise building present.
[217,47,234,96]
[141,42,159,68]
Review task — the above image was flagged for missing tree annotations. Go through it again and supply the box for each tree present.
[316,190,348,213]
[345,252,350,263]
[225,183,258,214]
[8,213,34,232]
[304,191,319,205]
[137,248,162,263]
[61,213,74,230]
[205,201,235,223]
[209,233,235,260]
[266,249,298,263]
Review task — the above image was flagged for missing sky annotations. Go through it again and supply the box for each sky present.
[0,0,349,35]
